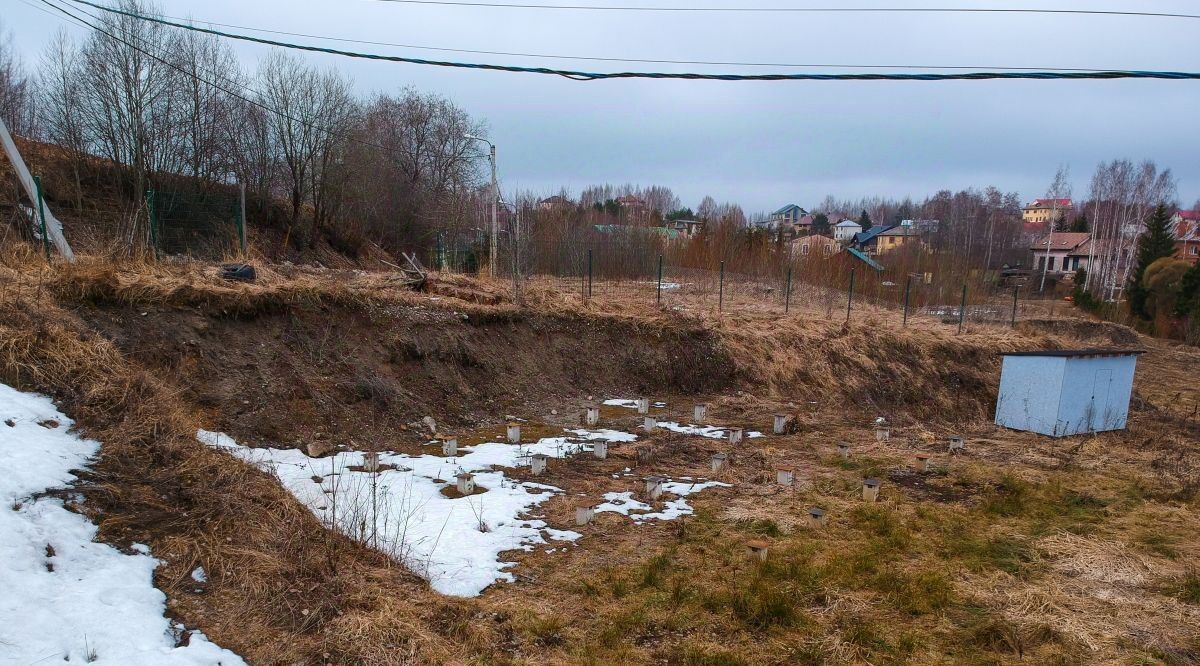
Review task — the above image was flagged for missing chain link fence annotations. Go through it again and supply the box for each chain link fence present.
[448,235,1071,332]
[148,186,245,260]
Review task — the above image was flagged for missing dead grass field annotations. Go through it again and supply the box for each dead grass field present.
[1,249,1197,665]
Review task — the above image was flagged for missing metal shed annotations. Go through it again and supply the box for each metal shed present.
[994,349,1143,437]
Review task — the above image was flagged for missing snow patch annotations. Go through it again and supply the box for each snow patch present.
[595,479,729,523]
[656,421,765,439]
[602,398,666,409]
[199,427,631,597]
[0,383,245,665]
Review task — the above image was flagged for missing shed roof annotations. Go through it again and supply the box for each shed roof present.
[1000,348,1145,358]
[1030,232,1090,252]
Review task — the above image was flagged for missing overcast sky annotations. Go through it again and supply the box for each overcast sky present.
[5,0,1199,214]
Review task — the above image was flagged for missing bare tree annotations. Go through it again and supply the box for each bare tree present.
[37,30,89,212]
[1084,160,1176,301]
[256,51,351,241]
[0,20,33,136]
[1039,166,1072,291]
[172,30,242,188]
[78,0,186,197]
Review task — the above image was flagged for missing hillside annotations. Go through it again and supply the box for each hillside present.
[1,249,1197,665]
[1,136,396,267]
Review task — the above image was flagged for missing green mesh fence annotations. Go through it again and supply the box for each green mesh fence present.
[148,187,244,259]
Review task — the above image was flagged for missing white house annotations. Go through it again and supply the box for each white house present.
[1030,232,1090,274]
[833,220,862,242]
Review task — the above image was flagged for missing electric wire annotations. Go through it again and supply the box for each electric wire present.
[363,0,1200,20]
[131,8,1133,72]
[62,0,1200,82]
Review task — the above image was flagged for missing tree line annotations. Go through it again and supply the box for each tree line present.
[0,4,487,256]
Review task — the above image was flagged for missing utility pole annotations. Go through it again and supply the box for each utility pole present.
[488,143,498,278]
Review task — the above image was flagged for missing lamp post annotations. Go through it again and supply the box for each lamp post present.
[465,134,498,278]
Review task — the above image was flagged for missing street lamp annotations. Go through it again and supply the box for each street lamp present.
[465,134,498,278]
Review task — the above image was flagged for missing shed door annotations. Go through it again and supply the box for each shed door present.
[1090,369,1113,430]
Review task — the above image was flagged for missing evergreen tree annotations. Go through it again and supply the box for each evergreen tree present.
[665,207,695,221]
[1069,213,1089,233]
[858,209,873,231]
[1128,204,1178,318]
[1176,261,1200,318]
[812,213,830,236]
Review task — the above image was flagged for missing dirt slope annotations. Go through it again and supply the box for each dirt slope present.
[8,254,1191,666]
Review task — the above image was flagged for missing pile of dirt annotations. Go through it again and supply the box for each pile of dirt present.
[74,300,735,453]
[1017,318,1141,346]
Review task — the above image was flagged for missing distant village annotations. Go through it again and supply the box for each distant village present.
[534,193,1200,278]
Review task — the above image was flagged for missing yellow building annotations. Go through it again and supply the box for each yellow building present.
[875,226,920,254]
[1022,198,1073,227]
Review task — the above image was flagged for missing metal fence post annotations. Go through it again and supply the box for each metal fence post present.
[957,284,967,334]
[846,268,855,322]
[34,175,50,260]
[784,266,793,314]
[657,254,663,304]
[145,189,159,259]
[237,182,247,254]
[718,261,725,312]
[902,275,912,327]
[1011,286,1019,328]
[587,248,593,298]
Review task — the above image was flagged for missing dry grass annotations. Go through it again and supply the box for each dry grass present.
[2,247,1196,665]
[0,262,471,664]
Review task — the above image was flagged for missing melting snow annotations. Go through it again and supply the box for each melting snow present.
[199,427,634,597]
[656,421,765,439]
[197,399,744,598]
[595,480,730,522]
[0,383,245,665]
[595,479,729,522]
[602,399,666,408]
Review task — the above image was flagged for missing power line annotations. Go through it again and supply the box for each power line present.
[364,0,1200,20]
[131,9,1131,72]
[63,0,1200,82]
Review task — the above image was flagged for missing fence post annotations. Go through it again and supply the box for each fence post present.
[34,175,50,261]
[784,266,793,314]
[237,182,247,254]
[145,189,158,259]
[587,248,593,298]
[718,260,725,312]
[1011,286,1019,328]
[957,284,967,334]
[846,268,855,322]
[902,275,912,327]
[657,254,663,304]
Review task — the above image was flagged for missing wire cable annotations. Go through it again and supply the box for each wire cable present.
[65,0,1200,82]
[133,8,1132,72]
[363,0,1200,20]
